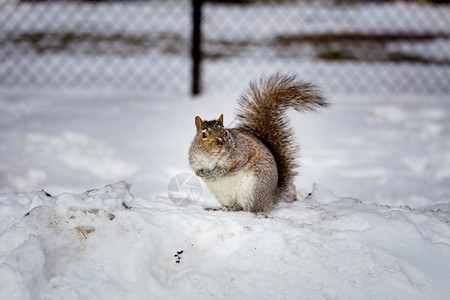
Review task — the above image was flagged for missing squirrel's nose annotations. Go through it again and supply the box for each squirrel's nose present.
[217,137,224,146]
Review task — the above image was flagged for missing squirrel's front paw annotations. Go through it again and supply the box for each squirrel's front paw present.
[196,169,214,179]
[195,169,207,178]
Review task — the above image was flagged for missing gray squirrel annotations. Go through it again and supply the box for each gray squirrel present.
[189,73,329,212]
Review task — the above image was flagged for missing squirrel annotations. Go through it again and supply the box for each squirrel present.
[189,73,329,212]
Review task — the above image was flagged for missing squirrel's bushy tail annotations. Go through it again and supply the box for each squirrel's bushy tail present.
[237,73,328,192]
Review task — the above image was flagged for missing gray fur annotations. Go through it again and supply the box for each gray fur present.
[189,73,328,212]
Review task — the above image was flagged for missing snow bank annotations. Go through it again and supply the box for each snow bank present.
[1,181,448,299]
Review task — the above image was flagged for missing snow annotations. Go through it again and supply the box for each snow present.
[1,1,450,299]
[0,87,449,299]
[0,180,449,299]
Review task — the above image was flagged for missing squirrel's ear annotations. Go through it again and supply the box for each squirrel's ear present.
[217,114,224,125]
[195,116,203,132]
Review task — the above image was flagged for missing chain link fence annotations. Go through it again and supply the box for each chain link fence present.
[0,0,449,95]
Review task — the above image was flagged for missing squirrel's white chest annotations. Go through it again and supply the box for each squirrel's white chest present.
[204,170,255,210]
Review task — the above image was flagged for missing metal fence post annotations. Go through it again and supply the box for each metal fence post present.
[191,0,202,95]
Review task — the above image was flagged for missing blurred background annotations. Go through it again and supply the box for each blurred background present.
[1,0,449,95]
[0,0,449,205]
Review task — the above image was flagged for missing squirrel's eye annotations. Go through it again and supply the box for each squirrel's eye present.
[202,132,208,139]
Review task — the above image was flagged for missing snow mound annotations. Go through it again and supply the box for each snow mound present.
[0,182,449,299]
